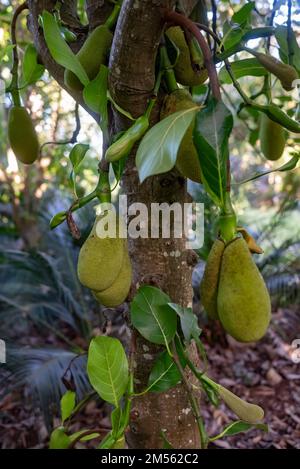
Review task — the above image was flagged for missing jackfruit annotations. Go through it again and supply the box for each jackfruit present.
[77,213,125,291]
[160,89,202,183]
[217,237,271,342]
[93,250,132,307]
[8,106,39,164]
[200,239,225,319]
[259,113,286,161]
[255,52,298,91]
[218,385,264,424]
[166,26,208,87]
[64,25,113,91]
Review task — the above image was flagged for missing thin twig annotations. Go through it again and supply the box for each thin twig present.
[164,9,221,101]
[171,341,207,449]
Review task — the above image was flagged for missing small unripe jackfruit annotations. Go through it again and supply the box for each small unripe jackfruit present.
[259,113,286,161]
[218,385,264,424]
[161,89,202,183]
[255,52,298,91]
[217,238,271,342]
[200,239,225,319]
[93,250,132,307]
[166,26,208,87]
[64,25,113,91]
[8,106,39,164]
[77,214,125,291]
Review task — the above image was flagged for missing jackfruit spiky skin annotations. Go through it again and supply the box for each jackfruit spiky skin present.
[259,113,286,161]
[161,89,202,183]
[93,249,132,307]
[200,239,225,319]
[77,214,125,291]
[218,385,264,424]
[217,237,271,343]
[166,26,208,86]
[64,25,113,91]
[8,106,39,164]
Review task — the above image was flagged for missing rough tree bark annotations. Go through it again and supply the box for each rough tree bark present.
[27,0,203,449]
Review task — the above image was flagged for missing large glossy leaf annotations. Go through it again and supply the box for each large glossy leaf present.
[193,98,233,209]
[219,58,267,84]
[222,2,254,51]
[130,286,177,352]
[61,390,76,423]
[83,65,108,134]
[136,106,199,183]
[275,26,300,73]
[87,336,129,407]
[168,303,201,343]
[42,11,89,86]
[148,345,186,393]
[209,421,268,442]
[21,44,45,86]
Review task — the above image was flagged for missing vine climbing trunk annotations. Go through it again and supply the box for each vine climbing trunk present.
[109,0,201,449]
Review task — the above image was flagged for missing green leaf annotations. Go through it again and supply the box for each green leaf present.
[237,154,300,185]
[222,3,254,51]
[275,26,300,73]
[60,390,76,423]
[50,211,66,229]
[193,98,233,209]
[98,432,116,449]
[69,430,100,443]
[111,407,122,438]
[49,427,71,449]
[69,143,89,196]
[87,336,129,407]
[130,286,177,353]
[83,65,108,133]
[136,106,199,183]
[148,346,186,393]
[219,58,267,84]
[21,44,45,86]
[42,10,89,86]
[168,304,201,343]
[209,420,268,442]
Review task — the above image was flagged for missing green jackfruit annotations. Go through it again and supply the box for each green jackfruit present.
[259,113,286,161]
[93,249,132,307]
[161,89,202,183]
[218,385,264,424]
[255,52,298,91]
[166,26,208,86]
[64,25,113,91]
[77,213,125,291]
[200,239,225,319]
[217,237,271,343]
[8,106,39,164]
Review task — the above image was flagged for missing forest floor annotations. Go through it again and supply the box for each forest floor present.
[0,306,299,449]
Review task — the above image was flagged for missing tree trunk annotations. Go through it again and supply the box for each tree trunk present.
[27,0,202,449]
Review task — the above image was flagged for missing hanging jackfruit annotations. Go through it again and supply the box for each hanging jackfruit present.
[166,26,208,87]
[259,113,286,161]
[8,106,39,164]
[93,249,132,307]
[200,239,225,319]
[77,213,125,292]
[255,52,298,91]
[64,25,113,91]
[217,238,271,343]
[160,89,202,183]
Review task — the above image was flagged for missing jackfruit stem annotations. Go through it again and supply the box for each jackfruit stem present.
[219,194,237,243]
[97,170,111,203]
[160,45,178,93]
[105,1,122,30]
